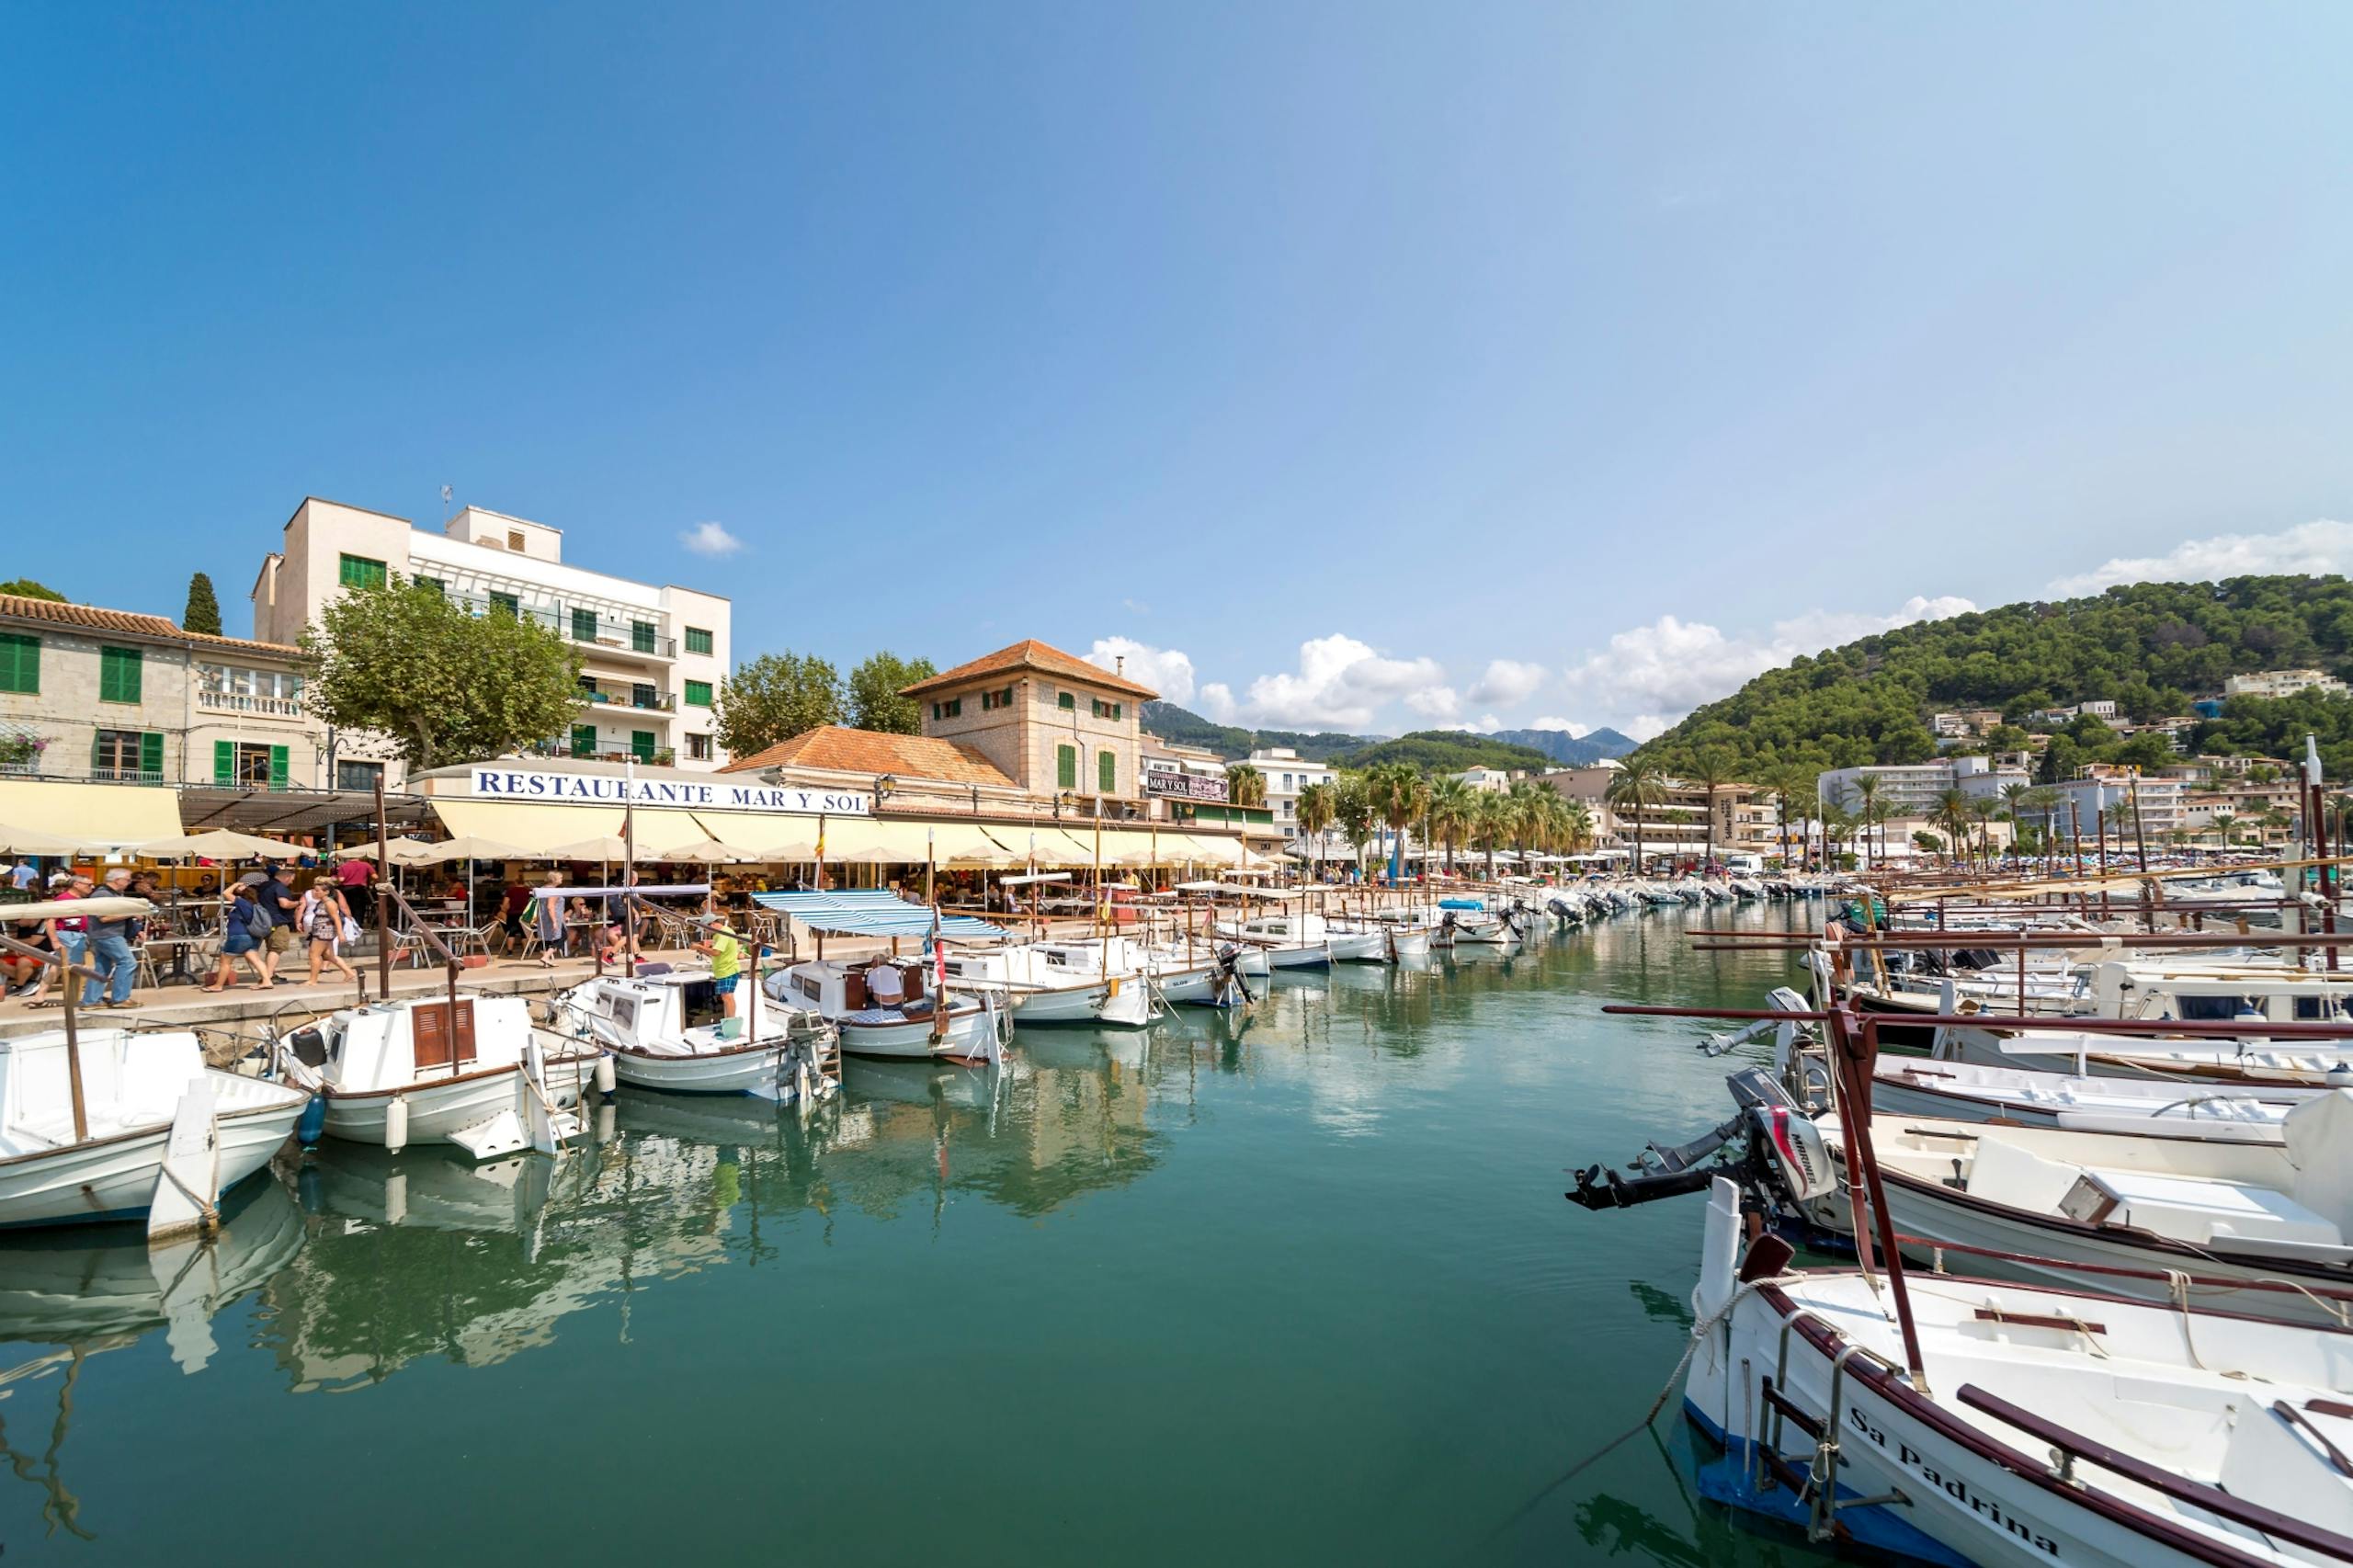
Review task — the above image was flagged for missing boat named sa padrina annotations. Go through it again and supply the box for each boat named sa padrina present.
[276,995,594,1158]
[0,1028,309,1229]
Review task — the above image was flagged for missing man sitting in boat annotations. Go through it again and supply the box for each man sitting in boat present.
[860,958,937,1017]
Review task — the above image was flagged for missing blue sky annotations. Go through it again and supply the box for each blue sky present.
[6,4,2353,739]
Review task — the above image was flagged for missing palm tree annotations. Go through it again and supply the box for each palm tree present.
[1561,799,1596,857]
[1688,749,1735,871]
[1225,763,1267,809]
[1817,802,1857,869]
[1999,781,2033,869]
[1295,780,1336,876]
[1935,789,1976,868]
[1365,763,1430,882]
[1847,774,1882,869]
[1426,776,1476,872]
[1970,795,2000,865]
[1472,790,1512,879]
[2212,812,2238,850]
[2261,807,2291,847]
[1605,760,1668,875]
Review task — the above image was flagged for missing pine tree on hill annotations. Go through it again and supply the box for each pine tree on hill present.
[182,572,222,636]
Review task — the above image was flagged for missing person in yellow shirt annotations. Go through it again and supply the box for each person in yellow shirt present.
[692,921,743,1018]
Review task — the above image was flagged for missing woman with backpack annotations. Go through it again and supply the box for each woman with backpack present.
[296,875,358,987]
[200,883,277,993]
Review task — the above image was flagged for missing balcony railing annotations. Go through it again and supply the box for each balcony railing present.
[580,688,677,712]
[572,626,677,659]
[197,690,304,718]
[525,742,676,766]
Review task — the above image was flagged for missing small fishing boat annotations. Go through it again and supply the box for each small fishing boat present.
[1869,1056,2312,1140]
[764,959,999,1059]
[0,1028,309,1229]
[275,994,592,1159]
[549,968,841,1101]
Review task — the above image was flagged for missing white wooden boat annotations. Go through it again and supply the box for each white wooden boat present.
[1938,1023,2353,1085]
[0,1028,309,1229]
[1799,1094,2353,1324]
[939,942,1156,1027]
[763,959,998,1059]
[276,995,591,1159]
[551,970,840,1102]
[1687,1176,2353,1567]
[1871,1057,2312,1141]
[1211,912,1335,969]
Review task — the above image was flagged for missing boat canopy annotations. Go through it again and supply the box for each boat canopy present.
[752,890,1007,939]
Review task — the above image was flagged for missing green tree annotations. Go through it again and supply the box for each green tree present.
[715,652,846,757]
[0,579,64,602]
[1687,748,1735,869]
[1224,763,1267,808]
[1426,775,1476,871]
[182,572,222,636]
[1472,789,1512,879]
[1846,774,1883,869]
[847,651,937,734]
[1295,779,1337,871]
[301,576,584,771]
[1333,772,1377,878]
[1364,763,1431,879]
[1605,759,1667,873]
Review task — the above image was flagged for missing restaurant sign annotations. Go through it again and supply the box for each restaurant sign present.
[468,767,872,816]
[1142,768,1230,803]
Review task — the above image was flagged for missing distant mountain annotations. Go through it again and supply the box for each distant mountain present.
[1334,732,1559,771]
[1488,727,1638,767]
[1139,702,1385,763]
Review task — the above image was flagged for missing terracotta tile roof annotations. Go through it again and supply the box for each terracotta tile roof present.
[899,638,1158,700]
[720,726,1017,788]
[0,594,301,655]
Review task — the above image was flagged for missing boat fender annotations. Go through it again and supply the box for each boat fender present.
[295,1095,327,1148]
[595,1054,617,1096]
[384,1095,409,1155]
[296,1159,324,1214]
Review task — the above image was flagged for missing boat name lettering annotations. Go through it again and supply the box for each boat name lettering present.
[1847,1405,2060,1556]
[469,769,872,816]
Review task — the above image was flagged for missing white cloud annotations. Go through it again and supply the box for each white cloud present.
[1198,682,1237,722]
[1404,685,1461,719]
[1086,637,1194,706]
[2048,518,2353,596]
[1434,715,1504,733]
[1624,715,1671,742]
[1222,633,1449,731]
[1467,659,1546,707]
[679,520,742,557]
[1529,715,1590,738]
[1558,594,1975,732]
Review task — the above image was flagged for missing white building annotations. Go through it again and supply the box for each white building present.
[1247,746,1336,841]
[2223,669,2351,701]
[2041,772,2188,841]
[1816,756,2029,818]
[1453,767,1518,792]
[251,498,733,770]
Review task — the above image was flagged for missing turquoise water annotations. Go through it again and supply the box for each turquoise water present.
[0,903,1824,1565]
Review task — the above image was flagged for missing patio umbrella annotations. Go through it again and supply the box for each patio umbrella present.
[755,839,820,862]
[542,835,657,862]
[417,835,529,863]
[133,828,306,860]
[654,837,763,864]
[0,824,85,857]
[339,835,438,864]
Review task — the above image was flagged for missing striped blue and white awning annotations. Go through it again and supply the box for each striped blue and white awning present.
[751,890,1006,939]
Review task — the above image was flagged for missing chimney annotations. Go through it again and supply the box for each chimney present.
[1116,655,1126,678]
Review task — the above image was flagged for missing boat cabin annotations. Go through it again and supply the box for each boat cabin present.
[568,971,733,1051]
[777,959,940,1018]
[2076,960,2353,1024]
[284,996,534,1092]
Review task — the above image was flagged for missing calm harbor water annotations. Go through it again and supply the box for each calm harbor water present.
[0,903,1824,1565]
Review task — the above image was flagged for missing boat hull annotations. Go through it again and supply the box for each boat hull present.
[317,1068,527,1149]
[608,1045,787,1096]
[838,1007,992,1060]
[0,1093,307,1228]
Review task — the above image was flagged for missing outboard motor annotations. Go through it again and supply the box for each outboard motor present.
[1214,942,1255,1004]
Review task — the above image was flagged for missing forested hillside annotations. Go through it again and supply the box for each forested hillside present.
[1642,575,2353,779]
[1334,733,1557,771]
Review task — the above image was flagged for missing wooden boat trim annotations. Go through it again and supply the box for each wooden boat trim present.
[313,1061,522,1103]
[1758,1280,2348,1568]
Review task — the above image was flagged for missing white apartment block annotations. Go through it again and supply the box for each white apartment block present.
[2041,773,2187,839]
[1817,756,2029,818]
[2223,668,2351,701]
[1248,747,1336,840]
[252,498,733,770]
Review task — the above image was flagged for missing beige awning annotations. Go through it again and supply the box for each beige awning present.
[0,781,181,852]
[689,810,811,854]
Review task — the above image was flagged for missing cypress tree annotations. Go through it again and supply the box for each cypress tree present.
[182,572,222,635]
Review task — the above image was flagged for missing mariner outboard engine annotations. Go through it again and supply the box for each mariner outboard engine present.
[1214,941,1256,1004]
[1565,1067,1837,1215]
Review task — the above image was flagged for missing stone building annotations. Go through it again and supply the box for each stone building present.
[899,640,1158,810]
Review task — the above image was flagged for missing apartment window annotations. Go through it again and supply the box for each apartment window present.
[1098,749,1117,794]
[684,626,712,655]
[685,679,712,708]
[687,733,713,761]
[98,645,142,704]
[1091,699,1122,721]
[488,592,520,618]
[414,576,444,596]
[631,730,656,763]
[199,664,301,699]
[1057,691,1075,711]
[335,759,383,791]
[96,730,163,782]
[572,608,598,642]
[338,553,388,590]
[631,682,657,710]
[577,676,600,701]
[1057,744,1077,790]
[633,620,658,654]
[571,723,598,756]
[981,686,1014,711]
[0,632,36,695]
[933,699,961,721]
[506,529,527,551]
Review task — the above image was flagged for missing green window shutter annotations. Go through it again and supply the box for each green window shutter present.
[0,633,36,695]
[338,554,387,590]
[268,744,289,789]
[489,592,519,618]
[637,621,660,653]
[631,731,656,762]
[572,608,597,642]
[571,724,597,756]
[140,732,164,779]
[684,626,710,655]
[1058,691,1074,710]
[415,575,444,596]
[1057,744,1076,790]
[685,680,712,707]
[99,646,142,703]
[91,733,105,772]
[214,740,234,783]
[1098,750,1116,793]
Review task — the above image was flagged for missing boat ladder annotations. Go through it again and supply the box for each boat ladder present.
[1752,1314,1916,1545]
